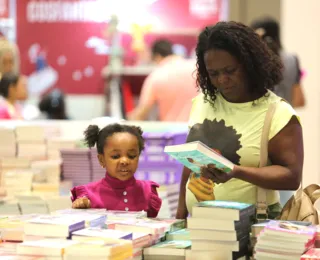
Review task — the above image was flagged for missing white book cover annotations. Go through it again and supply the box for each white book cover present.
[27,215,84,226]
[72,227,133,240]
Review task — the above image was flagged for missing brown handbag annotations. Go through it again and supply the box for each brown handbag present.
[279,184,320,224]
[257,102,320,224]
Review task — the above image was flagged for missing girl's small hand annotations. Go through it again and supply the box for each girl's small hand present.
[72,197,91,209]
[201,164,235,184]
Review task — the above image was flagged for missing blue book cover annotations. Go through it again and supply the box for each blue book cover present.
[164,141,234,173]
[195,200,254,211]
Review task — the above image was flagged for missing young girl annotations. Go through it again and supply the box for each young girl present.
[71,123,162,218]
[0,72,27,119]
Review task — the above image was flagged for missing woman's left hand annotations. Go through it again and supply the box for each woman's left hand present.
[200,164,236,184]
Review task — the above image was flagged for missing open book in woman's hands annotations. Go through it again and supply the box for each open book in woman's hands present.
[164,141,234,174]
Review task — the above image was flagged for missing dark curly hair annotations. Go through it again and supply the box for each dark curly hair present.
[84,123,145,154]
[0,72,20,98]
[196,21,283,104]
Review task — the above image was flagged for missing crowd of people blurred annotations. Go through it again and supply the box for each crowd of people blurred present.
[0,17,305,121]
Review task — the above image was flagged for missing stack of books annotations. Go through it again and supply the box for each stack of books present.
[60,148,92,187]
[104,210,147,222]
[108,217,168,243]
[64,239,133,260]
[16,126,47,160]
[188,200,254,260]
[31,160,61,185]
[31,160,62,196]
[0,194,72,216]
[0,157,30,186]
[51,208,107,228]
[0,209,190,259]
[53,208,108,216]
[16,195,49,215]
[71,227,149,259]
[0,127,16,158]
[2,169,34,196]
[144,240,191,260]
[0,214,40,242]
[159,183,180,218]
[22,214,86,241]
[0,197,20,215]
[17,239,78,259]
[15,194,71,215]
[251,220,313,250]
[0,241,19,256]
[166,228,190,241]
[47,137,77,160]
[254,220,317,259]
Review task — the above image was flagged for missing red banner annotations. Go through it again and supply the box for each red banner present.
[17,0,226,95]
[0,0,9,19]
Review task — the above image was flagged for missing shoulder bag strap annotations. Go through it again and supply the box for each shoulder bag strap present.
[256,102,278,222]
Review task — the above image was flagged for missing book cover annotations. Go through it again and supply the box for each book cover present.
[164,141,234,173]
[252,220,312,237]
[151,240,191,249]
[72,227,133,240]
[19,239,77,249]
[143,218,185,232]
[53,208,107,215]
[27,215,85,232]
[193,200,255,220]
[66,214,106,228]
[195,200,253,211]
[265,221,317,236]
[106,210,147,220]
[166,229,190,241]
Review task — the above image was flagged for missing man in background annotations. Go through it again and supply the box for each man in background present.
[251,17,306,108]
[127,39,198,121]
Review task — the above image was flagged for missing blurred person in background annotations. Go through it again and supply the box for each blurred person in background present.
[251,17,305,108]
[38,89,69,120]
[0,34,41,120]
[0,72,28,119]
[127,39,198,121]
[0,34,20,77]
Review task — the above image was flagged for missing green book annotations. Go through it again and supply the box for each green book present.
[166,229,190,241]
[193,200,255,221]
[144,240,191,257]
[153,240,191,249]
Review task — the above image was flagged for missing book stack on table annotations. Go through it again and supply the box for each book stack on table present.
[0,209,187,259]
[187,201,254,260]
[254,221,317,260]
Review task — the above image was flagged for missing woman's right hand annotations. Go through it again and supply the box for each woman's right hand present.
[72,197,91,209]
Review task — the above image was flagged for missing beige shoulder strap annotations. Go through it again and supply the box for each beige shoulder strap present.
[256,102,278,221]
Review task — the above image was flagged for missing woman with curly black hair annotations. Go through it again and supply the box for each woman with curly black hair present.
[176,21,303,220]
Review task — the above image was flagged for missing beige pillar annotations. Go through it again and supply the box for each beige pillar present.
[228,0,280,25]
[282,0,320,186]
